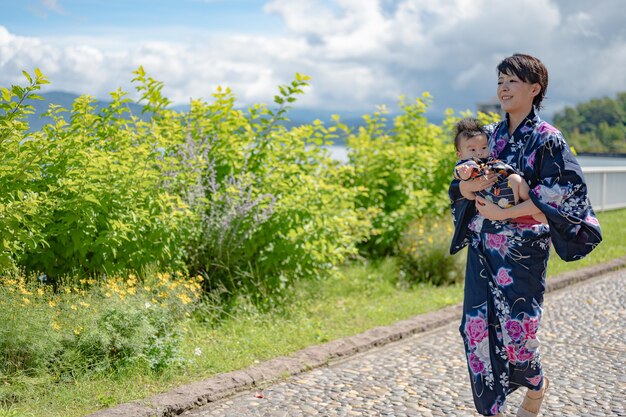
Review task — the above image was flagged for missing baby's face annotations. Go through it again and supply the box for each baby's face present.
[457,134,489,159]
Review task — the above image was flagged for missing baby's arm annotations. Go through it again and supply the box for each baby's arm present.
[454,160,482,181]
[507,174,548,224]
[454,163,475,181]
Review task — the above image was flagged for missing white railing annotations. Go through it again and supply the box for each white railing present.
[582,167,626,211]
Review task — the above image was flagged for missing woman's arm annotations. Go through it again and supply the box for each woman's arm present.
[475,195,543,221]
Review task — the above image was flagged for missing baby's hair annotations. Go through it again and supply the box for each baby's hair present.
[454,118,486,151]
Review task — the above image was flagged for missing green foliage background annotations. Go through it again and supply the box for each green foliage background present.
[1,69,476,296]
[553,91,626,153]
[1,68,624,417]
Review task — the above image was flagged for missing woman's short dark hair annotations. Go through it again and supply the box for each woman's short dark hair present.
[454,118,485,151]
[497,53,549,110]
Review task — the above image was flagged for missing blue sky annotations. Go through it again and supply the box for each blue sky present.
[3,0,282,38]
[1,0,625,119]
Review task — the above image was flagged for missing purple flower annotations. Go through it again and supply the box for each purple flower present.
[465,316,488,347]
[522,316,539,340]
[505,320,523,341]
[505,345,517,362]
[496,267,513,286]
[485,233,509,257]
[469,352,485,375]
[527,150,536,168]
[538,123,559,134]
[520,124,533,134]
[494,138,508,157]
[526,375,543,387]
[516,346,534,362]
[586,214,600,226]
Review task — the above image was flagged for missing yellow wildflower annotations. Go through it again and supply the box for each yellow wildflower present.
[19,287,33,295]
[51,322,61,331]
[177,293,192,305]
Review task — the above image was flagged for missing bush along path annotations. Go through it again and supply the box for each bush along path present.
[86,256,626,417]
[0,68,486,406]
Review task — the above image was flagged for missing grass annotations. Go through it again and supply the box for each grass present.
[3,208,624,417]
[546,208,626,276]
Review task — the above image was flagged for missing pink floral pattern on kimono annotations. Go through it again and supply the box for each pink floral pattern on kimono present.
[450,109,601,416]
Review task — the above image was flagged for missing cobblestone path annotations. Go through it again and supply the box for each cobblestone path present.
[185,270,626,417]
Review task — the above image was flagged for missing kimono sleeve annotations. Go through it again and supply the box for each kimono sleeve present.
[527,131,602,261]
[449,178,477,254]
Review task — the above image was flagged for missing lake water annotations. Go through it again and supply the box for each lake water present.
[575,156,626,167]
[328,145,626,168]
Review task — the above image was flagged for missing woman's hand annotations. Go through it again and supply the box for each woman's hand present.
[458,173,497,200]
[476,194,547,222]
[475,195,508,221]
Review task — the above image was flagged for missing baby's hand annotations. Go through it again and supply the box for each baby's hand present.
[456,164,474,180]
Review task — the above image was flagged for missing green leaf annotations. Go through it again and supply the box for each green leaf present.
[1,87,12,102]
[22,70,33,84]
[83,195,101,206]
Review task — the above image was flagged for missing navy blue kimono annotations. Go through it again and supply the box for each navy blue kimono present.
[449,110,602,415]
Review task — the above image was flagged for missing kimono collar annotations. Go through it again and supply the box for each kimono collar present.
[503,108,541,136]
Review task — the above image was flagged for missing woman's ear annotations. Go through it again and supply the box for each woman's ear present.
[530,83,541,98]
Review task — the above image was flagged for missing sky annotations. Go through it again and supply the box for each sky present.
[1,0,625,120]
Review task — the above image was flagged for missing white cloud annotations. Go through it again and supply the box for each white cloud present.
[1,0,625,118]
[42,0,66,14]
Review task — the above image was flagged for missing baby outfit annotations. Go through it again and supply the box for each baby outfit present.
[453,157,519,208]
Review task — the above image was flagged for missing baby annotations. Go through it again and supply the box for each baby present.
[453,118,545,223]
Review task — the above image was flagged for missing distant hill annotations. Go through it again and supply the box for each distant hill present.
[23,91,398,137]
[26,91,149,131]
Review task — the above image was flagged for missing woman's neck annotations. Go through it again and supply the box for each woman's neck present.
[507,107,533,135]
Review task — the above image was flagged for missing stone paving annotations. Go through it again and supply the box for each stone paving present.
[184,269,626,417]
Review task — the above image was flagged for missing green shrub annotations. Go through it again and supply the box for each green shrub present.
[0,70,50,272]
[0,70,190,281]
[397,216,464,286]
[0,272,200,381]
[345,94,457,257]
[0,280,60,376]
[178,76,371,302]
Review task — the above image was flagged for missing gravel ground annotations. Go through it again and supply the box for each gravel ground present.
[184,269,626,417]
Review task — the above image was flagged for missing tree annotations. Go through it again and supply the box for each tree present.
[553,92,626,153]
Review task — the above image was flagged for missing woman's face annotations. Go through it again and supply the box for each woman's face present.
[497,72,540,116]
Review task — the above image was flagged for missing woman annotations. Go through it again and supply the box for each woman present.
[449,54,602,416]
